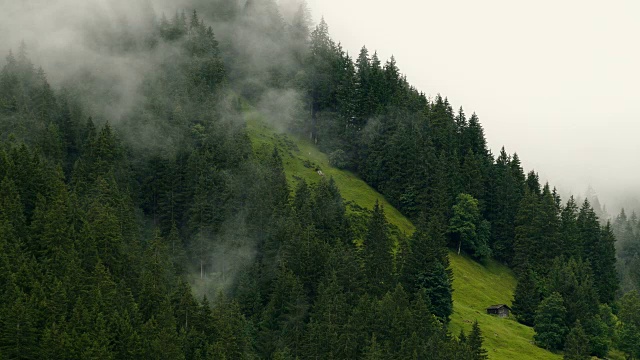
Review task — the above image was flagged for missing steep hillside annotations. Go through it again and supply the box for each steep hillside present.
[246,113,561,360]
[447,254,560,360]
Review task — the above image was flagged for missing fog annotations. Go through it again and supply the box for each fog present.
[0,0,311,297]
[307,0,640,215]
[3,0,639,214]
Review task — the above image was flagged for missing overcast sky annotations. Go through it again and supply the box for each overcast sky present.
[307,0,640,211]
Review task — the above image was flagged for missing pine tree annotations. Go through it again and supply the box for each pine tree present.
[468,320,489,360]
[513,188,540,275]
[560,196,580,259]
[312,177,348,242]
[307,17,336,141]
[564,321,590,360]
[292,179,313,228]
[512,268,542,326]
[325,239,365,305]
[448,193,491,259]
[0,287,40,359]
[28,166,72,268]
[288,0,312,62]
[534,292,568,351]
[465,113,489,159]
[86,177,125,277]
[577,199,600,261]
[363,201,394,297]
[537,184,561,271]
[596,222,619,304]
[525,171,541,195]
[258,266,308,357]
[140,301,185,360]
[461,151,486,212]
[210,295,254,359]
[364,334,384,360]
[489,147,520,264]
[547,257,599,328]
[401,225,452,321]
[0,176,26,243]
[304,271,349,359]
[617,291,640,359]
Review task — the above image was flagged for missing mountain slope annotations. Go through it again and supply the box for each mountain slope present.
[245,113,561,360]
[448,254,560,360]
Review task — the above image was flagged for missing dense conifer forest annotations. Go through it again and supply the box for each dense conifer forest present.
[0,1,638,359]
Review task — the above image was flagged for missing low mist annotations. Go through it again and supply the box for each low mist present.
[0,0,311,298]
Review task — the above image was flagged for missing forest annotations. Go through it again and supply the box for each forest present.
[1,0,639,359]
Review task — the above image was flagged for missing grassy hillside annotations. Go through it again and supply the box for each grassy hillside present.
[245,114,561,360]
[447,254,560,360]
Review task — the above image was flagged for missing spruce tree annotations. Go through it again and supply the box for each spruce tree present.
[534,292,568,351]
[560,196,580,259]
[304,271,349,359]
[564,321,590,360]
[536,184,561,272]
[488,147,520,264]
[513,188,541,275]
[401,226,452,321]
[617,291,640,359]
[363,201,394,297]
[512,268,542,326]
[468,320,489,360]
[596,222,619,304]
[547,257,599,328]
[577,199,600,264]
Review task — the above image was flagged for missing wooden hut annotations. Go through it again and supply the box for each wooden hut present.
[486,304,511,318]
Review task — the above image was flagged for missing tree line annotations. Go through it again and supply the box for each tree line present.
[2,0,636,358]
[295,8,631,360]
[0,6,489,359]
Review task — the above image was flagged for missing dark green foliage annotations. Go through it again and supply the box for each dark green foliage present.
[616,291,640,359]
[563,321,590,360]
[512,268,542,326]
[258,266,308,357]
[547,257,599,329]
[545,257,617,356]
[363,201,394,296]
[596,222,619,304]
[304,271,349,358]
[534,292,569,351]
[0,3,621,358]
[578,200,619,304]
[312,177,348,243]
[559,196,580,259]
[449,193,491,259]
[468,320,489,360]
[514,185,561,276]
[401,221,453,321]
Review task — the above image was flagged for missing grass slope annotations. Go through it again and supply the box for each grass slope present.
[448,254,560,360]
[246,114,560,360]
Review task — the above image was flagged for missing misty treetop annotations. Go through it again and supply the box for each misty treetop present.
[0,3,481,358]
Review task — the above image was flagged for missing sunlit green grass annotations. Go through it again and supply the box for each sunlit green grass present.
[245,113,560,360]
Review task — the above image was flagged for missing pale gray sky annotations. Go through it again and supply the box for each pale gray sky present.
[307,0,640,211]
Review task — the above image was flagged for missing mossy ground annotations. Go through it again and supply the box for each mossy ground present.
[246,113,561,359]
